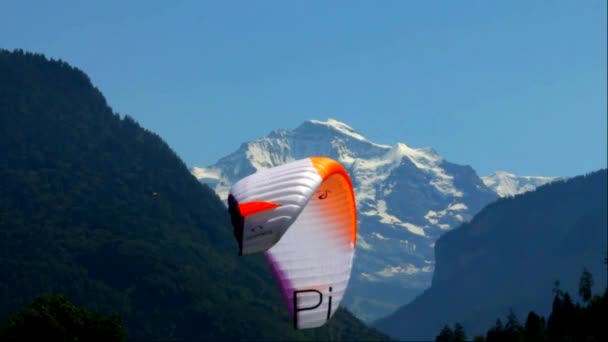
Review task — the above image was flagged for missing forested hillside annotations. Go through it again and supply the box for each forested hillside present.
[0,49,389,341]
[376,169,607,340]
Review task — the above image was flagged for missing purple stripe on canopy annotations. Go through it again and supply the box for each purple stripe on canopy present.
[264,251,294,318]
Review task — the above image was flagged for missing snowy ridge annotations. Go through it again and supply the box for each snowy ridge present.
[192,118,551,322]
[391,143,463,197]
[482,171,558,197]
[191,166,221,181]
[309,118,370,143]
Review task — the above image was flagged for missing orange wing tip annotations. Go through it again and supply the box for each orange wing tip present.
[309,156,357,245]
[309,157,352,185]
[239,201,280,217]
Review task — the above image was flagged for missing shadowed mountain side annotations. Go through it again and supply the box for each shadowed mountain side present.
[0,49,390,341]
[375,169,607,341]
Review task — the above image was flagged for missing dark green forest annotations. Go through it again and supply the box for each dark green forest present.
[435,267,608,342]
[0,294,126,341]
[0,49,390,341]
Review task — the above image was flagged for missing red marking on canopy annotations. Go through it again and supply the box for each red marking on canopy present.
[239,201,280,217]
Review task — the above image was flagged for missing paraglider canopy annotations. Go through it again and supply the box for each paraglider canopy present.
[227,156,357,329]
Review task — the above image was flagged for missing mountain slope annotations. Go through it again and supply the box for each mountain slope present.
[193,118,504,321]
[0,49,389,341]
[375,169,608,340]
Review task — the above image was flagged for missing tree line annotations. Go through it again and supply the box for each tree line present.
[436,266,608,342]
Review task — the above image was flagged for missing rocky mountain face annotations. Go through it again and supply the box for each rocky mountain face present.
[193,118,553,322]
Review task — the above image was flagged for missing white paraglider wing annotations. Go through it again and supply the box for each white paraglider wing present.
[228,157,357,329]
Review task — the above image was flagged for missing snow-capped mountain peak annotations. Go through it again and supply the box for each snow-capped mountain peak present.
[309,118,368,142]
[192,118,553,322]
[390,143,442,169]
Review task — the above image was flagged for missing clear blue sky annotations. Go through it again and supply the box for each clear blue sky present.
[2,0,606,177]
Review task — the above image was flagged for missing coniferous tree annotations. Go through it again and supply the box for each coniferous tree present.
[453,322,466,342]
[560,293,576,338]
[485,319,504,342]
[579,267,594,303]
[547,292,563,338]
[504,309,523,341]
[523,311,544,341]
[553,280,564,298]
[436,324,454,342]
